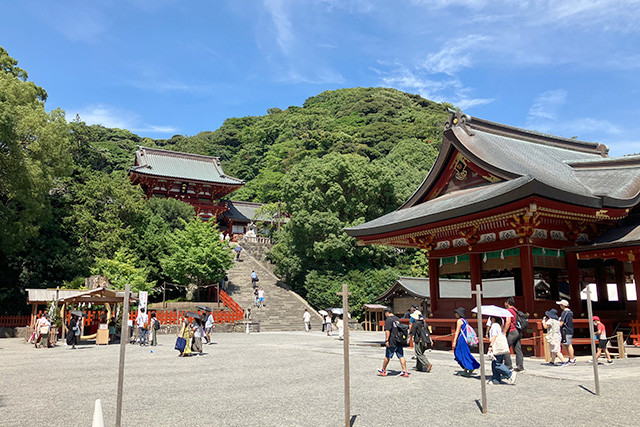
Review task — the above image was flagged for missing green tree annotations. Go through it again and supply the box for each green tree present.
[0,46,72,251]
[160,219,234,300]
[64,171,148,263]
[92,249,153,292]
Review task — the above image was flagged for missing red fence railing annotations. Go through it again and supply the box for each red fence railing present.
[0,315,31,328]
[10,291,244,329]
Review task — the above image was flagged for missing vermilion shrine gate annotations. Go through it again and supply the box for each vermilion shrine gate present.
[129,146,244,221]
[346,111,640,354]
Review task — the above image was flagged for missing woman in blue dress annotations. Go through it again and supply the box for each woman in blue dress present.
[452,307,480,376]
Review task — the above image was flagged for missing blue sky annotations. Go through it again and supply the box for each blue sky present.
[3,0,640,156]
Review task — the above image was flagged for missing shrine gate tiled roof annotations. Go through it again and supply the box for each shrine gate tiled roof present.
[130,147,244,186]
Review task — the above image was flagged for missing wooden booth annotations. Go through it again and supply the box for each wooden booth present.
[27,287,137,344]
[346,111,640,356]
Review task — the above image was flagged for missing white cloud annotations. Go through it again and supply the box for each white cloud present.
[525,90,623,142]
[70,105,177,134]
[263,0,295,56]
[527,89,568,122]
[378,66,493,110]
[423,35,491,75]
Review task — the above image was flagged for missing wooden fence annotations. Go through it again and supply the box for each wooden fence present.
[0,315,31,328]
[9,289,244,329]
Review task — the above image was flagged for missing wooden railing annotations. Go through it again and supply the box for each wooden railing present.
[0,315,31,328]
[19,291,245,331]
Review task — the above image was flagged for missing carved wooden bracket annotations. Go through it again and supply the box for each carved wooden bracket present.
[510,212,541,238]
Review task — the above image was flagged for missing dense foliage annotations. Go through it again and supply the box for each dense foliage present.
[0,46,450,316]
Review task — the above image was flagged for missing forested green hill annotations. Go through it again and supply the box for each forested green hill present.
[1,45,450,316]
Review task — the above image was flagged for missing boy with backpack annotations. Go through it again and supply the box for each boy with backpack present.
[503,297,525,372]
[378,307,410,377]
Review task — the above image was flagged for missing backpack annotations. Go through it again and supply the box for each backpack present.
[461,320,479,346]
[514,309,528,331]
[392,321,410,347]
[153,319,160,331]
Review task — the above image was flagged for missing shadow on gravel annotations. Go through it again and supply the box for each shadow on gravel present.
[474,399,484,413]
[350,415,358,426]
[579,385,597,395]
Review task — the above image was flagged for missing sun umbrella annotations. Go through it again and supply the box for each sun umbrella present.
[330,308,343,315]
[196,305,212,312]
[185,311,203,320]
[70,310,88,318]
[471,305,513,318]
[318,310,329,316]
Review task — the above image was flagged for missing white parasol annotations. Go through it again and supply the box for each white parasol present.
[471,305,513,318]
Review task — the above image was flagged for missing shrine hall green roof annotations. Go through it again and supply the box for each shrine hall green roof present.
[130,147,244,186]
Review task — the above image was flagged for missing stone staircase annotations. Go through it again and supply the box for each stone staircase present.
[225,245,322,331]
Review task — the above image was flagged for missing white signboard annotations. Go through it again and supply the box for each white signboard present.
[139,291,148,311]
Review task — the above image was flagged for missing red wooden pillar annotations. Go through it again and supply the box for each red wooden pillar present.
[520,245,535,314]
[594,260,609,303]
[428,257,439,315]
[469,253,482,295]
[567,252,582,317]
[633,259,640,320]
[615,260,627,309]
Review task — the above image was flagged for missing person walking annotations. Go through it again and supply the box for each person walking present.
[251,270,259,287]
[325,314,333,336]
[177,315,193,357]
[34,314,51,348]
[542,308,565,365]
[452,307,480,376]
[234,244,243,260]
[192,319,204,354]
[337,314,344,340]
[66,315,79,349]
[558,300,577,366]
[303,309,311,332]
[150,312,160,346]
[410,311,432,373]
[254,288,259,307]
[378,308,410,377]
[591,316,614,364]
[487,316,517,385]
[503,297,524,372]
[257,287,265,308]
[204,311,215,344]
[136,307,149,346]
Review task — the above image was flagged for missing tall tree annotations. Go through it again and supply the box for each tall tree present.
[0,46,72,252]
[160,219,234,300]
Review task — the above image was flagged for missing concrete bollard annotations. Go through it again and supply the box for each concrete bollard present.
[92,399,104,427]
[245,322,250,334]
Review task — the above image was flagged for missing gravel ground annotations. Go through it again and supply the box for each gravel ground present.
[1,331,640,427]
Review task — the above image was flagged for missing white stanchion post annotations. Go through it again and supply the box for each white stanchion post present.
[92,399,104,427]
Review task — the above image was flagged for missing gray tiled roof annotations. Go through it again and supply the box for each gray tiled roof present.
[569,215,640,252]
[345,113,640,239]
[347,176,532,236]
[131,147,244,186]
[224,201,265,222]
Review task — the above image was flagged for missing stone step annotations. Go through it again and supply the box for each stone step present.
[223,245,321,331]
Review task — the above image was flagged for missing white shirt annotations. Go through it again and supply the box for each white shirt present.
[303,312,311,322]
[136,311,148,328]
[205,314,214,328]
[258,289,264,298]
[489,322,502,339]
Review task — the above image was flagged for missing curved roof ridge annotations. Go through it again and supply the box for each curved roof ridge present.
[450,113,609,156]
[138,146,221,162]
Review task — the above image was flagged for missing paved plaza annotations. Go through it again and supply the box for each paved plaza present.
[1,331,640,426]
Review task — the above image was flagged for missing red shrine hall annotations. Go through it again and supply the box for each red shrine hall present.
[346,111,640,353]
[129,147,244,221]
